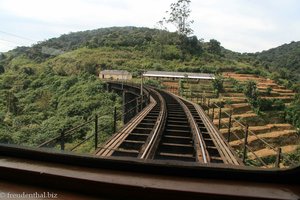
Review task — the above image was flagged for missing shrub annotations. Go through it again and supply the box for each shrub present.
[211,76,224,97]
[273,99,285,110]
[257,98,273,111]
[144,79,163,88]
[266,87,272,95]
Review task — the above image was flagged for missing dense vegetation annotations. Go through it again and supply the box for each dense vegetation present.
[237,41,300,91]
[227,79,299,131]
[0,68,121,151]
[0,27,256,76]
[285,94,300,132]
[255,41,300,83]
[242,80,285,113]
[0,26,299,152]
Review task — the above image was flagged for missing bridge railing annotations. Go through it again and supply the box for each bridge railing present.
[37,115,100,151]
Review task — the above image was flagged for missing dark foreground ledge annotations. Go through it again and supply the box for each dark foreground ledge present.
[0,144,299,200]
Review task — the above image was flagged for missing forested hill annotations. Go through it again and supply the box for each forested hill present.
[0,26,256,76]
[253,41,300,82]
[0,26,299,84]
[0,26,299,148]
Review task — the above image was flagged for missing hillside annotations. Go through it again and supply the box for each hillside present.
[255,41,300,82]
[0,26,299,158]
[0,27,257,77]
[1,27,299,84]
[161,73,299,167]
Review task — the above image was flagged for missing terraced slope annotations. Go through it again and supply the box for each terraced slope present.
[218,73,298,166]
[162,81,179,95]
[174,73,299,167]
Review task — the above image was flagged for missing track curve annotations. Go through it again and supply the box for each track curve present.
[96,84,240,165]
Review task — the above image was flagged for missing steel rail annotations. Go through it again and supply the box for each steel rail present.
[198,105,241,165]
[96,96,156,156]
[140,89,167,159]
[170,92,208,163]
[176,95,241,165]
[98,83,239,164]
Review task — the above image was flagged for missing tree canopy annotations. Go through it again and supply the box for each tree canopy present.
[163,0,194,36]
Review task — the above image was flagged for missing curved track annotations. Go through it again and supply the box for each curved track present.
[96,88,165,158]
[97,86,240,165]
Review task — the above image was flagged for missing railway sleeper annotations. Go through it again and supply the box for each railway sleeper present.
[165,129,192,137]
[210,156,224,163]
[193,116,202,120]
[126,133,148,141]
[202,132,211,139]
[167,120,189,126]
[168,113,186,117]
[143,115,159,119]
[168,116,188,120]
[112,149,139,157]
[196,121,206,127]
[194,117,204,122]
[159,143,195,154]
[190,111,199,115]
[206,146,220,155]
[166,124,190,131]
[137,122,155,129]
[203,138,214,146]
[118,140,145,151]
[132,127,152,134]
[156,152,195,162]
[141,118,157,123]
[163,135,193,145]
[199,126,208,131]
[147,109,160,114]
[148,110,160,114]
[167,103,181,106]
[168,109,185,113]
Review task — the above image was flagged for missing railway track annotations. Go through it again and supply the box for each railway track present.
[178,95,240,165]
[153,91,206,162]
[97,85,240,165]
[181,100,223,163]
[96,88,165,158]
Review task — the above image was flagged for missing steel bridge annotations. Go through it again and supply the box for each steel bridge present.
[0,82,299,199]
[97,82,241,165]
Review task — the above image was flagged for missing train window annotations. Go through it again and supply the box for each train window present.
[0,0,299,172]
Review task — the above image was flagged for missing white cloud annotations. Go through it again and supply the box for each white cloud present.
[190,0,300,52]
[0,0,171,27]
[0,0,299,52]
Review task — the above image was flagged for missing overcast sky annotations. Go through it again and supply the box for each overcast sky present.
[0,0,299,53]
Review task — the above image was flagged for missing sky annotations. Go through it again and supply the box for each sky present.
[0,0,300,53]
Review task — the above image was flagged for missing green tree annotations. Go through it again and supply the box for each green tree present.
[266,87,272,95]
[244,81,258,107]
[179,35,203,57]
[5,91,19,114]
[208,39,221,55]
[212,76,224,97]
[0,64,4,74]
[36,90,52,111]
[285,95,300,131]
[163,0,194,36]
